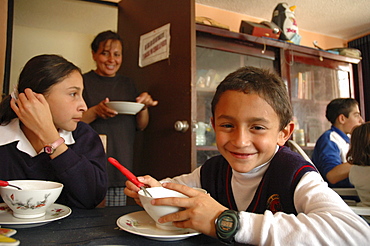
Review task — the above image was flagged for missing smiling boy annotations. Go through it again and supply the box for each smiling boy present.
[125,66,370,245]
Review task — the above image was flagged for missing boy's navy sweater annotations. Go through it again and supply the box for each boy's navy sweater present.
[200,146,317,214]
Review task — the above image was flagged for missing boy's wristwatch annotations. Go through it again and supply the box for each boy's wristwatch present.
[44,137,65,155]
[215,210,240,244]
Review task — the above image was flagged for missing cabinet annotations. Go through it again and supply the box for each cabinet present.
[195,33,275,166]
[283,50,356,148]
[117,0,363,181]
[195,24,362,161]
[280,49,362,157]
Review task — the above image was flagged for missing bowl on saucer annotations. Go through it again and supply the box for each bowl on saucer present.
[138,187,188,231]
[0,180,63,219]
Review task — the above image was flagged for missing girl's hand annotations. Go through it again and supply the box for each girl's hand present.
[10,88,57,138]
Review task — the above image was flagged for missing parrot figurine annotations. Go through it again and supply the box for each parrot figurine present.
[271,2,301,44]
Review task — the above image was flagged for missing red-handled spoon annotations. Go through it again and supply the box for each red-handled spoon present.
[108,157,152,197]
[0,180,22,190]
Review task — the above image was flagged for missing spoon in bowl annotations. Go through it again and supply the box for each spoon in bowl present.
[0,181,22,190]
[108,157,152,197]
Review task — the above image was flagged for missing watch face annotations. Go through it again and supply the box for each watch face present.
[44,146,54,154]
[216,211,239,243]
[219,215,234,232]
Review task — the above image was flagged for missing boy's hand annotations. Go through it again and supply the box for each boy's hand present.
[124,175,161,206]
[153,182,228,237]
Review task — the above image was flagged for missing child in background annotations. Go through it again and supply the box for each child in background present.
[125,66,370,245]
[0,54,107,209]
[348,122,370,207]
[312,98,364,188]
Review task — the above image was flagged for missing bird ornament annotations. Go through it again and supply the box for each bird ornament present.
[271,2,301,44]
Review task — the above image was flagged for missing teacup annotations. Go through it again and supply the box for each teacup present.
[138,186,188,230]
[0,180,63,219]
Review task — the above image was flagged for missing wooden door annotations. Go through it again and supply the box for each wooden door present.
[117,0,196,180]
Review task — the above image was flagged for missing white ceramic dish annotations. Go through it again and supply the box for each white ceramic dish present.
[0,180,63,219]
[106,101,144,115]
[138,187,188,231]
[0,203,71,228]
[116,211,200,241]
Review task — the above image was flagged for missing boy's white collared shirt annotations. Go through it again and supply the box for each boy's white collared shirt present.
[0,118,75,157]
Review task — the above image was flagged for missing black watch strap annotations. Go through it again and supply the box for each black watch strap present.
[215,210,240,244]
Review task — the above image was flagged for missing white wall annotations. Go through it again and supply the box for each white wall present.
[10,0,118,92]
[0,0,7,95]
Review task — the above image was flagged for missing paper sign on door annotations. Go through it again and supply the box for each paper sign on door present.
[139,23,170,67]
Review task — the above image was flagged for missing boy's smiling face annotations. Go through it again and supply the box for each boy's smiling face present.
[212,91,292,173]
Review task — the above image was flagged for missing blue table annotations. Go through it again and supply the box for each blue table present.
[11,205,223,245]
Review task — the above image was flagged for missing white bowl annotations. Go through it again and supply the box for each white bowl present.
[138,187,188,230]
[106,101,144,115]
[0,180,63,219]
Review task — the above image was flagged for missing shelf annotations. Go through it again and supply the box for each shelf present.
[291,98,331,105]
[196,87,217,93]
[196,24,361,65]
[196,145,218,151]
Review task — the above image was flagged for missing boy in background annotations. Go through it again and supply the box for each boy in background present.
[125,67,370,245]
[312,98,363,188]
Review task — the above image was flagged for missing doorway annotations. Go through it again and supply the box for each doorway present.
[6,0,118,94]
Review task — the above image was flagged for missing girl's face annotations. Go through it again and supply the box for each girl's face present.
[44,70,87,131]
[211,91,292,173]
[92,39,122,77]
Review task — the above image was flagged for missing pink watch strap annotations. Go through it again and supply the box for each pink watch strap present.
[50,137,65,150]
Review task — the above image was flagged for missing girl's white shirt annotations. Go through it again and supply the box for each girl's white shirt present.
[350,165,370,207]
[0,118,75,157]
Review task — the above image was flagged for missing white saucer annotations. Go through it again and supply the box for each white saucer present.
[116,211,200,241]
[105,101,144,115]
[0,203,71,228]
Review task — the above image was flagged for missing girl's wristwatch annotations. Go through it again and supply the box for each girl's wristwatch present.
[215,210,240,244]
[44,137,65,155]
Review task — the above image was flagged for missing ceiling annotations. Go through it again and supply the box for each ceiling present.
[15,0,364,41]
[108,0,370,40]
[195,0,370,40]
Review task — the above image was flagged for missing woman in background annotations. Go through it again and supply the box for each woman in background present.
[81,30,158,206]
[0,54,107,209]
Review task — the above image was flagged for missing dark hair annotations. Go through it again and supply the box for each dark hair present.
[347,122,370,166]
[325,98,359,124]
[211,66,292,130]
[0,54,81,125]
[91,30,123,53]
